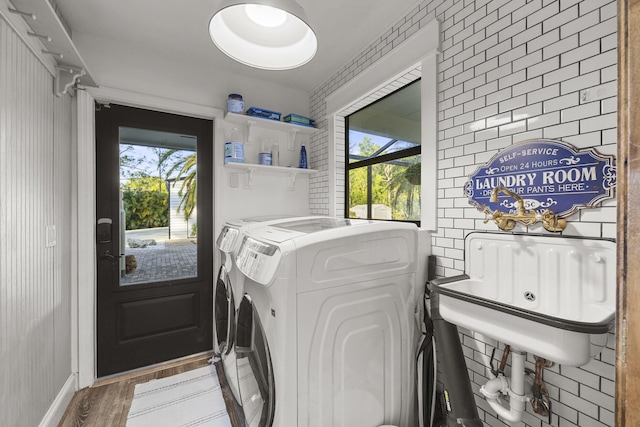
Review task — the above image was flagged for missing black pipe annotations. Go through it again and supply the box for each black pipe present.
[428,287,484,427]
[418,255,437,426]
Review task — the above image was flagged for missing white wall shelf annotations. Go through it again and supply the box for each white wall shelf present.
[224,162,316,190]
[225,112,318,134]
[224,112,318,149]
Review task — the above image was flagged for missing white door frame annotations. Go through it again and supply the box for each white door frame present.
[74,87,222,387]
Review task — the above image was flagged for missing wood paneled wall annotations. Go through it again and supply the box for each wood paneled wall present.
[617,0,640,425]
[0,15,74,427]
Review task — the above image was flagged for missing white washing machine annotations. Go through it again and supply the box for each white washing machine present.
[214,215,301,405]
[234,217,418,427]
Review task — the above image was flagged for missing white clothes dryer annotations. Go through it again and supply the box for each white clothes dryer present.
[214,215,301,405]
[234,217,419,427]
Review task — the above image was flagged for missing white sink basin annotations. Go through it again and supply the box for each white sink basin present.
[430,232,616,366]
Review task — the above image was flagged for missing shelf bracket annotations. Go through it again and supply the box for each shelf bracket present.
[245,167,256,189]
[55,64,85,97]
[229,172,239,188]
[287,172,298,191]
[245,121,255,144]
[288,129,299,150]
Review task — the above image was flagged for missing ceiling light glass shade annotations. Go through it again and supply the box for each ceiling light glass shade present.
[209,0,318,70]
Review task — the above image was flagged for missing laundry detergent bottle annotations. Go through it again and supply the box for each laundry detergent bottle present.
[224,127,244,164]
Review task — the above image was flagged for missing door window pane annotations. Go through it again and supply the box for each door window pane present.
[119,127,198,286]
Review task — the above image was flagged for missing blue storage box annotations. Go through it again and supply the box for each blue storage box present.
[246,106,281,121]
[283,113,315,127]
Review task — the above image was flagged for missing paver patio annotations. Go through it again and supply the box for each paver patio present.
[122,238,197,285]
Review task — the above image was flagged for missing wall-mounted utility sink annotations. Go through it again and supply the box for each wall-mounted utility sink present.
[430,232,616,366]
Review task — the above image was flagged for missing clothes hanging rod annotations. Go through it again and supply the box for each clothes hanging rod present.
[28,31,52,42]
[8,7,36,20]
[42,50,63,59]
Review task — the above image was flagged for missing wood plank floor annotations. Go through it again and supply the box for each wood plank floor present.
[58,352,245,427]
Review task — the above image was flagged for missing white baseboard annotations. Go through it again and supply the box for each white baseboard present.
[39,373,78,427]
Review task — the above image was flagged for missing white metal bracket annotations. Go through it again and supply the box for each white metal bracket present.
[245,121,255,144]
[55,64,85,97]
[245,167,256,189]
[288,129,299,150]
[287,172,298,191]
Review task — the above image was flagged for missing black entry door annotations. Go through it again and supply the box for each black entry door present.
[96,104,213,377]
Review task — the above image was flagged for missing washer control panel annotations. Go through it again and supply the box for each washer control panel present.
[216,226,240,253]
[236,237,281,285]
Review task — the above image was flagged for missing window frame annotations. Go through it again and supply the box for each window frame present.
[324,18,439,230]
[345,79,422,225]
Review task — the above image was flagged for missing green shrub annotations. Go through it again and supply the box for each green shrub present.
[121,176,169,230]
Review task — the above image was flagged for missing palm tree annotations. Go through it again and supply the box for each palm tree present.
[166,152,197,220]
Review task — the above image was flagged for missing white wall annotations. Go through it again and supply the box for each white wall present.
[0,15,75,427]
[72,29,318,244]
[214,119,312,238]
[73,31,311,118]
[311,1,617,426]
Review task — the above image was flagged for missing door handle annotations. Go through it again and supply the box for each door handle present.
[99,251,121,260]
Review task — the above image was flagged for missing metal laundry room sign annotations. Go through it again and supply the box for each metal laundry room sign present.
[464,139,616,218]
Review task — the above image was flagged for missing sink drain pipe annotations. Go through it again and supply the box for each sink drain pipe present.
[480,349,529,424]
[428,288,483,427]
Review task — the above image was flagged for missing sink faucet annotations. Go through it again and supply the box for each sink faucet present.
[484,186,567,232]
[490,186,526,216]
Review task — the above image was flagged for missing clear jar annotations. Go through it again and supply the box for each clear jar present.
[227,94,244,114]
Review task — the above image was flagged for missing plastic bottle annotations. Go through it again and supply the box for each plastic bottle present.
[229,127,241,142]
[224,127,244,164]
[299,143,308,169]
[259,138,272,165]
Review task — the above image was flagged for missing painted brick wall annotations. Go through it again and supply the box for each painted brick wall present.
[309,1,617,426]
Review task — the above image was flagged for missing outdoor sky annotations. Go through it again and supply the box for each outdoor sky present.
[120,144,194,181]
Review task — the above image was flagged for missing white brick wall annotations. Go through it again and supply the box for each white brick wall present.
[310,1,617,426]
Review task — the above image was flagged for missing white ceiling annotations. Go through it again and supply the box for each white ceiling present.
[54,0,422,93]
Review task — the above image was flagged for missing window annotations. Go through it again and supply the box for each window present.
[345,79,421,224]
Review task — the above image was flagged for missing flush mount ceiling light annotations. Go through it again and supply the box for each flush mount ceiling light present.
[209,0,317,70]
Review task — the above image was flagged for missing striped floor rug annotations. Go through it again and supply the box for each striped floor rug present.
[126,364,232,427]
